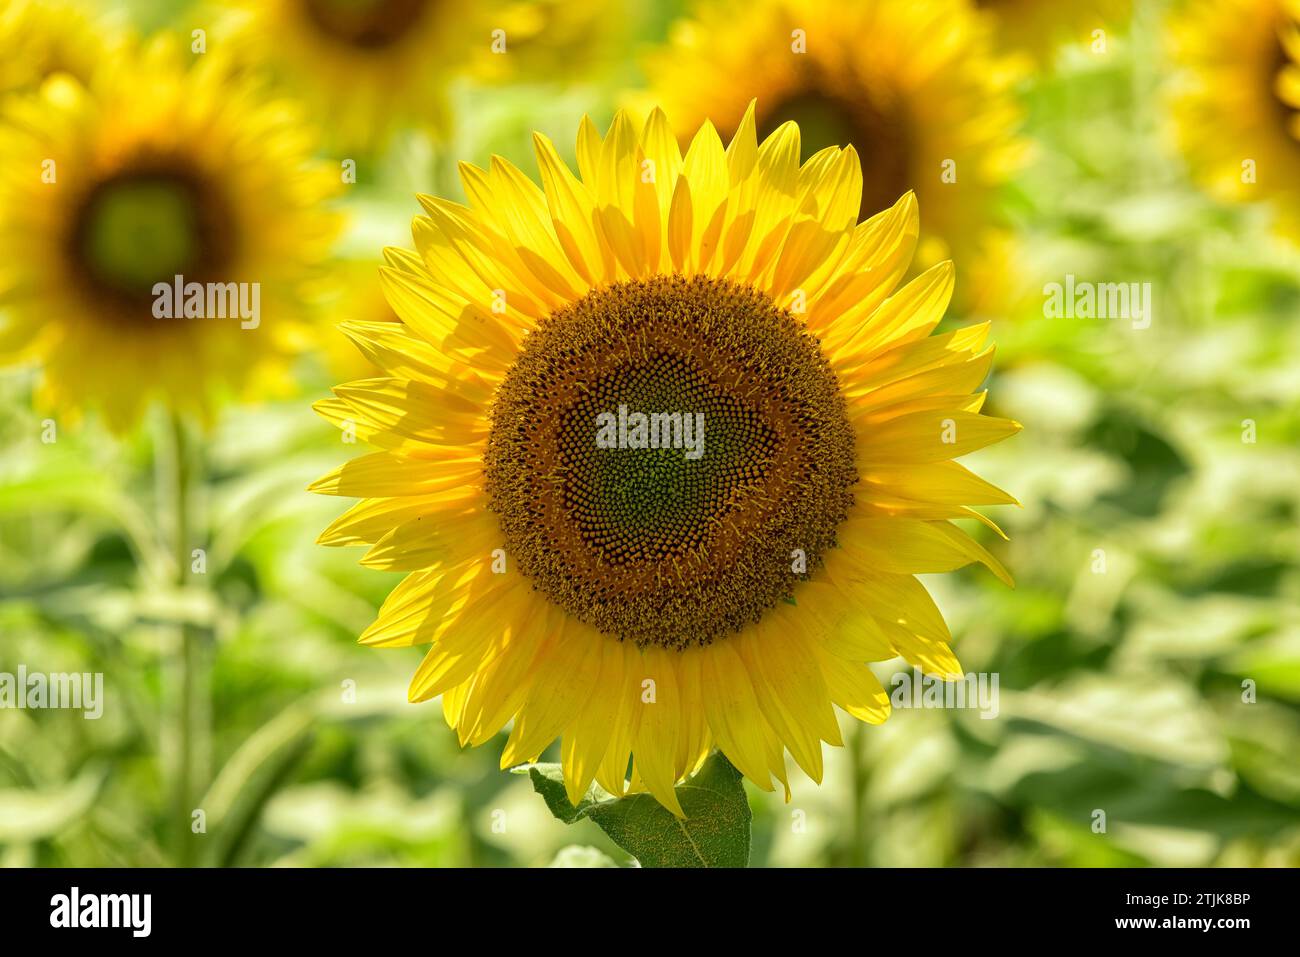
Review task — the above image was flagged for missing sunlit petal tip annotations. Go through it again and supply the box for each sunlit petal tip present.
[691,117,721,143]
[380,246,410,269]
[729,99,758,136]
[764,118,798,142]
[607,107,636,131]
[309,397,337,421]
[640,104,669,137]
[455,159,477,177]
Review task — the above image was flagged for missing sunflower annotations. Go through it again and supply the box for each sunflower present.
[1168,0,1300,237]
[215,0,475,150]
[0,0,121,98]
[0,38,339,430]
[313,107,1019,815]
[640,0,1027,316]
[468,0,629,86]
[973,0,1131,65]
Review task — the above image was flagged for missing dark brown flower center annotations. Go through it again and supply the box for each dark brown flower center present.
[67,159,235,319]
[484,275,857,650]
[302,0,429,50]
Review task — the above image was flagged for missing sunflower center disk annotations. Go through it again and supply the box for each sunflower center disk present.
[71,165,232,314]
[485,275,858,650]
[303,0,429,49]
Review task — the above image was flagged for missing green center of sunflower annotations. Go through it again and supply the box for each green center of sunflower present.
[70,164,232,314]
[485,275,858,650]
[302,0,429,49]
[760,88,913,220]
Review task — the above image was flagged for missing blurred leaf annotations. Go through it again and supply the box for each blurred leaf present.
[1220,699,1300,807]
[261,783,465,867]
[200,703,316,867]
[1223,629,1300,700]
[1086,408,1190,518]
[0,766,105,841]
[999,675,1228,767]
[548,844,620,868]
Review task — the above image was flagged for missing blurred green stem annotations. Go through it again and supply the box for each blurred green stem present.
[164,412,201,867]
[849,721,870,867]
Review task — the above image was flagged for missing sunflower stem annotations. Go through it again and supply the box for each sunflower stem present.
[163,411,203,867]
[848,720,870,867]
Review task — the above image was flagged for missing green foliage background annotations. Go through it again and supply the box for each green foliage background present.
[1,0,1298,867]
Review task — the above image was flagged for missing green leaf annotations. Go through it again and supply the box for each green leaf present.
[521,751,751,868]
[0,766,106,841]
[199,703,317,867]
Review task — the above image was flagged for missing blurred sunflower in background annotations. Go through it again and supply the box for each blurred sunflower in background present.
[974,0,1130,66]
[313,106,1019,815]
[0,0,121,97]
[641,0,1028,316]
[1167,0,1300,237]
[216,0,475,151]
[470,0,629,86]
[0,38,339,430]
